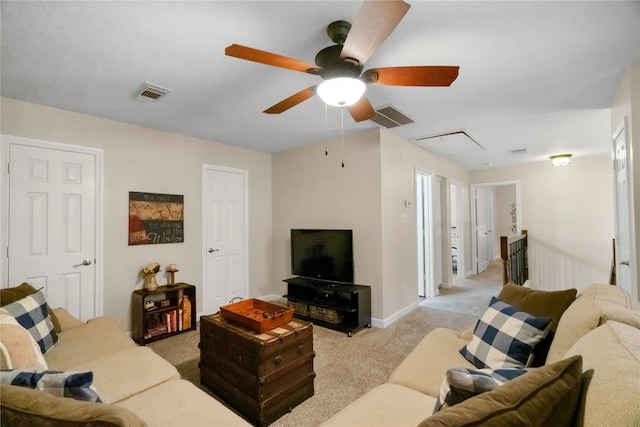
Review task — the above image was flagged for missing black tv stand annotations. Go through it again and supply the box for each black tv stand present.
[284,277,371,337]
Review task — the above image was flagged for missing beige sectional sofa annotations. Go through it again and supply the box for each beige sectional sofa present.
[321,284,640,427]
[1,284,250,427]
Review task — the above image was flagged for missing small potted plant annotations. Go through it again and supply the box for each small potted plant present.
[141,262,161,291]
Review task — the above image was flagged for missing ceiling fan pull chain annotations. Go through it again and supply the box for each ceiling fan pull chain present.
[341,106,345,168]
[325,103,329,156]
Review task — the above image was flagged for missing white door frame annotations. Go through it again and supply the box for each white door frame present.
[450,179,465,279]
[612,117,636,298]
[1,134,104,316]
[470,180,520,275]
[201,164,249,316]
[415,169,433,297]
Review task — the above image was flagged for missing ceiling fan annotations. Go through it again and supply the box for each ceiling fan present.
[225,0,459,123]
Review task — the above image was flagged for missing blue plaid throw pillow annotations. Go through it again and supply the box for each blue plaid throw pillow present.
[0,370,101,402]
[2,290,58,354]
[460,296,551,369]
[433,367,529,413]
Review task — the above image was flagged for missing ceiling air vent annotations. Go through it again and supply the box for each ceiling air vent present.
[413,128,487,151]
[369,105,415,128]
[135,82,172,103]
[510,148,530,155]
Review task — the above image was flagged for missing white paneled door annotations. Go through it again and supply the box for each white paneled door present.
[202,166,247,315]
[7,140,101,321]
[613,119,632,295]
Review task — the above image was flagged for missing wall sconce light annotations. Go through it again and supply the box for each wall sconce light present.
[550,153,572,167]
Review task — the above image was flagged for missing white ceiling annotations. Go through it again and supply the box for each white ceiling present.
[2,1,639,170]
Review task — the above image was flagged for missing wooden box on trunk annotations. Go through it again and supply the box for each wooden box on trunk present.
[199,313,315,426]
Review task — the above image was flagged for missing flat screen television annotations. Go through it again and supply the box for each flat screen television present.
[290,229,354,283]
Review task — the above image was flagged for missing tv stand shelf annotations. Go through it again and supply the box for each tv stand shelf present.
[284,277,371,337]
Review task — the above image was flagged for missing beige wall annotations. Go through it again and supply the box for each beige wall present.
[271,128,384,318]
[272,127,470,325]
[1,97,273,331]
[611,64,640,299]
[494,184,518,255]
[471,156,614,292]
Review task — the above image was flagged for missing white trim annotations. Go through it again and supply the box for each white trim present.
[201,164,250,309]
[450,178,465,280]
[0,134,104,317]
[372,301,419,329]
[415,167,434,298]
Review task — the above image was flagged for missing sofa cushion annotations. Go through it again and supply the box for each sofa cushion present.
[2,290,58,354]
[419,355,583,427]
[50,307,84,332]
[0,282,39,305]
[0,282,61,332]
[564,321,640,427]
[0,310,48,370]
[44,316,137,370]
[460,297,551,369]
[318,383,438,427]
[115,379,251,427]
[547,284,640,363]
[1,369,101,402]
[389,328,476,397]
[68,346,180,405]
[433,367,529,413]
[0,383,147,427]
[498,283,577,366]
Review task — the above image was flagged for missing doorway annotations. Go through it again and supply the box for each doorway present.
[201,165,248,314]
[2,135,103,321]
[416,170,433,297]
[471,181,520,275]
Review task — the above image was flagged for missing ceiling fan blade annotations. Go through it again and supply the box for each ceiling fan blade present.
[340,0,410,65]
[225,44,318,74]
[264,86,317,114]
[348,96,375,122]
[363,66,460,86]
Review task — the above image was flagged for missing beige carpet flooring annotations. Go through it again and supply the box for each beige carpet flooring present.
[149,261,503,426]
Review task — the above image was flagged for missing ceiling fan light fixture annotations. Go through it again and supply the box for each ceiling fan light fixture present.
[317,77,365,107]
[550,153,572,166]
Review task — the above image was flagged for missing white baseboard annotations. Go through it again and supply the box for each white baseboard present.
[371,301,418,329]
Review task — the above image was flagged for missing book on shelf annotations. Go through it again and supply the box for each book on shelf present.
[144,323,168,339]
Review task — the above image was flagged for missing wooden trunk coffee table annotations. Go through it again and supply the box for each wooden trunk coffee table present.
[199,313,315,426]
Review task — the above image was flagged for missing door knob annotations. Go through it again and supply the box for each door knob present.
[620,260,630,266]
[82,258,92,266]
[208,248,220,253]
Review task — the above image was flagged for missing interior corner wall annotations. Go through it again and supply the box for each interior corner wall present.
[379,130,470,322]
[271,128,384,320]
[611,63,640,299]
[470,156,614,293]
[272,127,471,326]
[0,97,273,331]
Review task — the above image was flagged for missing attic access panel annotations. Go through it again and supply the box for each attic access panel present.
[412,129,487,156]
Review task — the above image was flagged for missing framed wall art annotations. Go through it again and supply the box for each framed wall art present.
[128,191,184,245]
